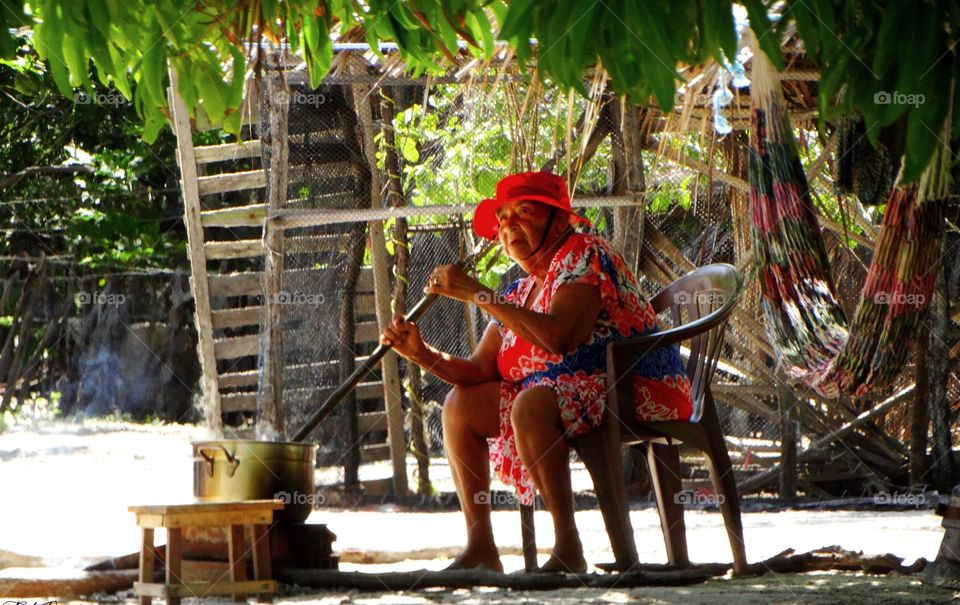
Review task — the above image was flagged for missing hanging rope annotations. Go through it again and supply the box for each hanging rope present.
[748,43,949,399]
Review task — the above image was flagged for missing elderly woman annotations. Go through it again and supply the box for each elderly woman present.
[381,171,692,572]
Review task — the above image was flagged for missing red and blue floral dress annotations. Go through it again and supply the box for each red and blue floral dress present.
[490,233,693,505]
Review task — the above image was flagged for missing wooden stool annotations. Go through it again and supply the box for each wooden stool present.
[129,500,283,605]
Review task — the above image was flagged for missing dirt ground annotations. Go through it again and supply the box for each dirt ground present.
[52,573,960,604]
[1,419,958,604]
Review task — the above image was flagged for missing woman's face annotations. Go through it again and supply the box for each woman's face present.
[495,200,558,261]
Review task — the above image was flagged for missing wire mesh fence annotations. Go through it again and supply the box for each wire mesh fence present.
[242,59,790,500]
[214,48,960,503]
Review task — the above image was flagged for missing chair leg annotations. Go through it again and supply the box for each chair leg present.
[701,395,748,574]
[575,429,639,571]
[644,442,690,568]
[520,503,538,572]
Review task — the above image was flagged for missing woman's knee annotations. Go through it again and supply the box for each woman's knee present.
[442,382,500,437]
[510,386,560,432]
[442,386,469,430]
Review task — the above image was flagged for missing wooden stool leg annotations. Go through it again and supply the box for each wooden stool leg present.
[227,524,249,602]
[251,524,273,604]
[138,527,155,605]
[165,528,183,605]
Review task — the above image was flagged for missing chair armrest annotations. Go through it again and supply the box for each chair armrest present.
[607,309,729,360]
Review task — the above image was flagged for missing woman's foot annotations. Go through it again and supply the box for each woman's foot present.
[538,545,587,573]
[445,545,504,573]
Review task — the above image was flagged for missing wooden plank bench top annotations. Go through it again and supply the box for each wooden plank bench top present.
[129,500,285,529]
[129,499,285,516]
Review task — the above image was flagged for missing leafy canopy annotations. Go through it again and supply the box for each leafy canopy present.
[1,1,957,181]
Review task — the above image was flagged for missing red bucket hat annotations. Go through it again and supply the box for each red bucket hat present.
[473,171,591,240]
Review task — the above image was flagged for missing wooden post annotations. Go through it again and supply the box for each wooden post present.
[349,60,409,496]
[257,75,289,437]
[911,320,931,485]
[929,263,953,493]
[612,99,646,273]
[168,67,222,433]
[459,224,480,352]
[776,371,798,500]
[337,224,366,493]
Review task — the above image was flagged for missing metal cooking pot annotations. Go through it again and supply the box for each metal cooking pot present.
[192,440,318,522]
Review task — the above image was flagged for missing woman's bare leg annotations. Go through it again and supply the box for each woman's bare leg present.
[442,380,502,571]
[510,386,587,573]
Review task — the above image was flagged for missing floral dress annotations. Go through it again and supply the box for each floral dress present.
[490,233,693,505]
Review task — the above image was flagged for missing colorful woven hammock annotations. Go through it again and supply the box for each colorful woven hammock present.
[748,48,946,399]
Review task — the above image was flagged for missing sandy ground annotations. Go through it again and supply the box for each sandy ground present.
[1,419,958,604]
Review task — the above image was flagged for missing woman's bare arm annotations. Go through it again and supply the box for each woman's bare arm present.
[478,282,601,355]
[382,319,502,386]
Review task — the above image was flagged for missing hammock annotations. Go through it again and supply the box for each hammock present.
[748,47,947,399]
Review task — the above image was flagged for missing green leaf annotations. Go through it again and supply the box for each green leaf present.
[872,3,904,79]
[900,5,943,97]
[195,62,226,121]
[108,44,132,98]
[86,0,110,38]
[498,0,532,38]
[465,10,494,57]
[902,62,950,183]
[400,137,419,163]
[742,0,784,70]
[702,0,737,64]
[302,12,320,54]
[784,1,820,60]
[0,1,27,59]
[627,0,678,109]
[225,44,246,111]
[566,0,600,78]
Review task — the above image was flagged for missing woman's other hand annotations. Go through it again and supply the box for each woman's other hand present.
[380,316,428,361]
[424,264,490,305]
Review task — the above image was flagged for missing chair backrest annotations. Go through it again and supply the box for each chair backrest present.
[647,264,743,423]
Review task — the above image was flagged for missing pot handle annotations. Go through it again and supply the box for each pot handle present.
[198,445,240,478]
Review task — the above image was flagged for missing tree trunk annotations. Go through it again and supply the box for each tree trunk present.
[382,87,431,495]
